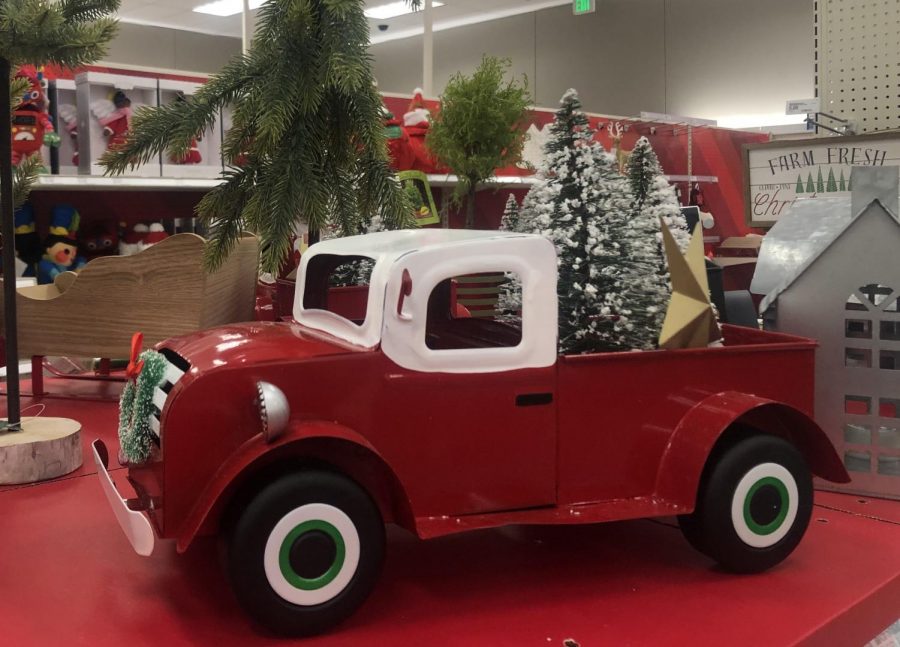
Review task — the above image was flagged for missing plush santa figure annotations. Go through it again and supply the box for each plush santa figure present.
[57,103,79,165]
[92,90,133,151]
[384,109,414,171]
[119,222,169,256]
[169,92,202,164]
[119,223,147,256]
[401,89,447,174]
[404,88,431,128]
[143,223,169,246]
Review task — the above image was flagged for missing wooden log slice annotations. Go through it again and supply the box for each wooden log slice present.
[0,417,83,484]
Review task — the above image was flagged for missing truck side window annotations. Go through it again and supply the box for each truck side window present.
[424,273,523,350]
[302,254,373,325]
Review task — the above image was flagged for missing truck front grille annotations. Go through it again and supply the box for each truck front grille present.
[148,349,190,440]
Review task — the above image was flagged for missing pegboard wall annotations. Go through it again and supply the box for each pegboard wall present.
[816,0,900,133]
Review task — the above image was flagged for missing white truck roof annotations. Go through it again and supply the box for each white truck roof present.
[309,228,539,262]
[295,229,558,372]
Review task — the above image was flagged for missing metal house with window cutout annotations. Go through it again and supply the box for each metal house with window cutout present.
[753,167,900,499]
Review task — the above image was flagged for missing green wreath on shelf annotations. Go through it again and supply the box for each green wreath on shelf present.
[118,348,167,464]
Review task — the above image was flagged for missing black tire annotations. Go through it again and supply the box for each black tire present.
[676,512,708,555]
[226,470,385,636]
[678,434,813,574]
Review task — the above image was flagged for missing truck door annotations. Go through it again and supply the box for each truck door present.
[379,242,559,518]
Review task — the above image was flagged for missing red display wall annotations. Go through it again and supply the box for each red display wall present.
[38,67,768,243]
[382,94,769,240]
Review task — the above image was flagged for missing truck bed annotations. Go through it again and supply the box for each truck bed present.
[556,325,817,506]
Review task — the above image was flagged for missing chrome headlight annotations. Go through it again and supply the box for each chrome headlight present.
[256,381,290,442]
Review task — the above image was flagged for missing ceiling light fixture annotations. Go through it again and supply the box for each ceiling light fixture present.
[193,0,264,17]
[364,1,444,20]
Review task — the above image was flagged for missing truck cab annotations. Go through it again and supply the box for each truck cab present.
[93,229,849,637]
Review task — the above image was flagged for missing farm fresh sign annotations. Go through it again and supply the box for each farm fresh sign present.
[743,133,900,227]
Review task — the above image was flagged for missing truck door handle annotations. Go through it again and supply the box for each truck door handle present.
[516,392,553,407]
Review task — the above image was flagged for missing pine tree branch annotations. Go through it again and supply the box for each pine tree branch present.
[12,152,42,209]
[58,0,120,23]
[101,56,251,173]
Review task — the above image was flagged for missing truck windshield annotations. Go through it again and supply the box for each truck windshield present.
[302,253,375,327]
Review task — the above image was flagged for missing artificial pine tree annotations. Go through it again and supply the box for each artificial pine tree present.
[806,172,815,193]
[795,175,804,194]
[816,167,825,193]
[101,0,415,274]
[426,56,530,229]
[0,0,120,430]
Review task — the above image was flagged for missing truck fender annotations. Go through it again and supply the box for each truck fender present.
[175,420,414,553]
[654,391,850,511]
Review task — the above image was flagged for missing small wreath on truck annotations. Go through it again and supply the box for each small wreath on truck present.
[118,349,167,464]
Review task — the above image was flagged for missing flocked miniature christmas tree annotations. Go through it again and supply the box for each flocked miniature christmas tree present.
[623,136,686,345]
[627,136,689,254]
[523,90,673,354]
[497,193,523,318]
[499,192,520,232]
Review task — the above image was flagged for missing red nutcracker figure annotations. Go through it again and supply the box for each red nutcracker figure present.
[12,66,59,165]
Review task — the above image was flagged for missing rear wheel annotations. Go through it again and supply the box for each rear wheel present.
[678,435,813,573]
[226,470,385,636]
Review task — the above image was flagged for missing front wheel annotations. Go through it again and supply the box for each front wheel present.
[226,470,385,636]
[678,434,813,574]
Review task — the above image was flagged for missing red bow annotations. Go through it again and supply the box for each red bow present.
[126,332,144,381]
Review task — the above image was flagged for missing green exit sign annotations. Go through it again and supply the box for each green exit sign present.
[573,0,594,15]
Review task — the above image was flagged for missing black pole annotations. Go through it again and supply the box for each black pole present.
[0,57,21,430]
[47,80,59,175]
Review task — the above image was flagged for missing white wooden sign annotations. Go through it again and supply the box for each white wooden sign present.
[743,132,900,227]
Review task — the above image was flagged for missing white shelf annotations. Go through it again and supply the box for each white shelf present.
[665,174,718,183]
[34,175,222,192]
[34,174,535,191]
[34,173,710,192]
[428,174,717,187]
[425,174,538,188]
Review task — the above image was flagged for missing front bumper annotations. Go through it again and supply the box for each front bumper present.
[91,440,156,556]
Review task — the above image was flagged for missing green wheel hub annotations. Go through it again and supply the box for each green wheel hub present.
[743,476,789,535]
[278,519,346,590]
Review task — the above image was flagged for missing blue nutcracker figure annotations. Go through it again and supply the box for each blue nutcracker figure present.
[14,203,42,276]
[37,205,86,284]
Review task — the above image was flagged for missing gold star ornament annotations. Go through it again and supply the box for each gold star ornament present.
[658,219,721,349]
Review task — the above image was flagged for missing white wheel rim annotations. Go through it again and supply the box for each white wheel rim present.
[263,503,361,606]
[730,463,798,548]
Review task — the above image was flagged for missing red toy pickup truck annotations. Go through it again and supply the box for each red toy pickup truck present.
[93,229,849,636]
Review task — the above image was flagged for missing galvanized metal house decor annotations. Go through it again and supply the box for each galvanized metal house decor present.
[753,167,900,499]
